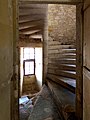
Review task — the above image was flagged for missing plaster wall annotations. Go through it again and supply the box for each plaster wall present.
[20,48,24,95]
[0,0,13,120]
[35,48,42,89]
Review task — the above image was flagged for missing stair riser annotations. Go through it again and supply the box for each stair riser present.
[47,81,75,120]
[48,69,76,79]
[46,76,75,93]
[49,55,76,59]
[48,45,76,49]
[49,59,76,64]
[48,65,76,71]
[48,49,76,54]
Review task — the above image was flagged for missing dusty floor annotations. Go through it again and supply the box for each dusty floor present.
[28,85,61,120]
[19,85,61,120]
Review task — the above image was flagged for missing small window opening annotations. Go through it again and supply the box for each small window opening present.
[23,48,35,76]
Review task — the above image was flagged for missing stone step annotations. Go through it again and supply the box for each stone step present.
[28,85,62,120]
[48,44,76,50]
[47,74,76,93]
[47,80,76,120]
[19,8,46,16]
[49,53,76,59]
[48,69,76,79]
[48,48,76,54]
[49,58,76,65]
[19,19,43,29]
[48,63,76,71]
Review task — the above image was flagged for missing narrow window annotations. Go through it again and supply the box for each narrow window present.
[23,48,35,76]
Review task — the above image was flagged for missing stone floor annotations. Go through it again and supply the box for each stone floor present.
[28,85,62,120]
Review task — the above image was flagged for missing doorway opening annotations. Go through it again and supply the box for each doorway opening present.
[19,47,43,119]
[20,47,42,95]
[17,2,83,120]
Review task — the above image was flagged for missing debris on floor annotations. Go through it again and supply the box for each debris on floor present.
[19,96,34,120]
[19,85,61,120]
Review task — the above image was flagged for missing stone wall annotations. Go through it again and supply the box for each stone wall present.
[23,75,39,95]
[47,4,76,79]
[48,4,76,45]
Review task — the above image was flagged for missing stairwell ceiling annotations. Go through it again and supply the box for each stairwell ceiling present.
[19,2,47,42]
